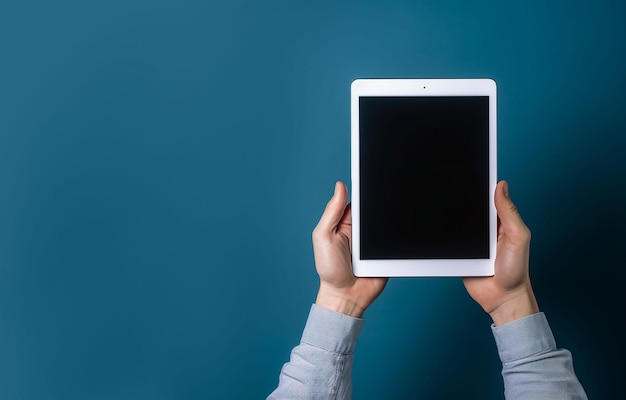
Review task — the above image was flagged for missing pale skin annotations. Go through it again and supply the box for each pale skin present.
[312,180,539,325]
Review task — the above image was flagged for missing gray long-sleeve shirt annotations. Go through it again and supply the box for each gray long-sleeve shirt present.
[268,305,587,399]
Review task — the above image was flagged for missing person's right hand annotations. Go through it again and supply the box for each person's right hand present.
[463,180,539,326]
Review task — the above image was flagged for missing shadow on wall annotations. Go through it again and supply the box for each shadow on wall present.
[530,173,624,399]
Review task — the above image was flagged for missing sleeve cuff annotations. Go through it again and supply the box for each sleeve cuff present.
[301,304,365,355]
[492,312,557,363]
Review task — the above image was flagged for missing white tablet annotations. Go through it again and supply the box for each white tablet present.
[351,79,497,277]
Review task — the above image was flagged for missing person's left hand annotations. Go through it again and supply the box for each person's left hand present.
[312,181,388,318]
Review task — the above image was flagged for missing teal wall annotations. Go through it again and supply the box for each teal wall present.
[1,1,623,398]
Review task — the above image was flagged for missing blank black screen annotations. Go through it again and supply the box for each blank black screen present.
[359,96,490,260]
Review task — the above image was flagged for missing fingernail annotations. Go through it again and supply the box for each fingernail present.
[503,181,509,198]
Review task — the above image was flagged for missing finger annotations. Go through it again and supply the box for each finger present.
[337,203,353,248]
[316,181,348,234]
[339,202,352,227]
[494,180,529,234]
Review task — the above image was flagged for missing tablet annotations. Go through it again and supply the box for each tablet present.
[351,79,497,277]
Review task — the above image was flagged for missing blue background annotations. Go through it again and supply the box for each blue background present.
[1,0,624,398]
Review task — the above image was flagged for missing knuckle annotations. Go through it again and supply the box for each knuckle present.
[312,226,324,242]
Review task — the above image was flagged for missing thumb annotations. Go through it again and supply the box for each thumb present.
[316,182,349,234]
[494,180,527,232]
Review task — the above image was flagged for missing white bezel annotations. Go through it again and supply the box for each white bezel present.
[351,79,497,277]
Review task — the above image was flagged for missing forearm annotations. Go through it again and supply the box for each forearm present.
[267,304,364,400]
[493,313,587,400]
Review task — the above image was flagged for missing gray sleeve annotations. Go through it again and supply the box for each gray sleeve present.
[492,312,588,400]
[267,304,364,400]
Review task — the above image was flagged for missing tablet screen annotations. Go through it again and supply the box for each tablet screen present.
[359,96,490,260]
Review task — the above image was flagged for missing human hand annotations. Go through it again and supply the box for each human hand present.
[463,181,539,326]
[312,182,388,318]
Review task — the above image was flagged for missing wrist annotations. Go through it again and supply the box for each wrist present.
[489,287,539,327]
[315,286,365,318]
